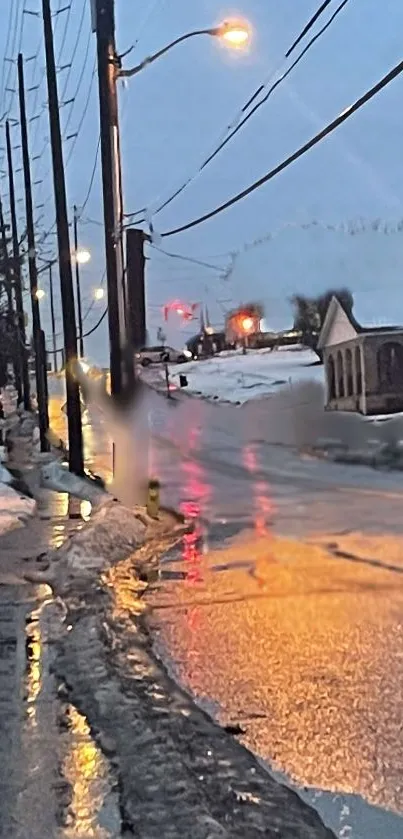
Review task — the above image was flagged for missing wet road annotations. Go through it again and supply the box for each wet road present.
[50,384,403,839]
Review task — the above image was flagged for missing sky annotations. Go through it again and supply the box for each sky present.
[1,0,403,365]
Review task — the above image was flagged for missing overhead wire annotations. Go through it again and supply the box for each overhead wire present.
[148,243,226,272]
[160,55,403,238]
[76,135,101,215]
[0,0,18,119]
[1,0,24,121]
[136,0,347,221]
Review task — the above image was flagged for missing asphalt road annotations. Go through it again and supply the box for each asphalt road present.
[50,383,403,839]
[146,389,403,839]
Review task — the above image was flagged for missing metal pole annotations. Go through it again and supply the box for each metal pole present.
[42,0,84,474]
[18,53,50,452]
[5,121,30,411]
[73,205,84,358]
[0,194,22,400]
[94,0,124,397]
[48,263,58,372]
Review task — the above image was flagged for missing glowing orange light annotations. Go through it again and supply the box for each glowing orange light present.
[242,316,254,332]
[219,20,250,48]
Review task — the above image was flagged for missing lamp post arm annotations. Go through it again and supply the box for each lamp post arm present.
[119,27,218,78]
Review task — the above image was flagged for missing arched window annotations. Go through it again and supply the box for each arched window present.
[377,342,403,391]
[346,348,353,396]
[337,350,344,397]
[355,346,362,394]
[327,354,335,400]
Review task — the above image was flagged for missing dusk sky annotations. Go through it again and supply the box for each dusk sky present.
[1,0,403,364]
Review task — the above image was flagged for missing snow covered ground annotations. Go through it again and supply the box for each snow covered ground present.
[167,348,324,404]
[0,479,36,536]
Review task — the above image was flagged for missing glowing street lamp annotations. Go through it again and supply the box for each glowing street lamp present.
[74,248,91,265]
[94,287,105,301]
[35,288,45,300]
[217,20,250,48]
[120,19,251,78]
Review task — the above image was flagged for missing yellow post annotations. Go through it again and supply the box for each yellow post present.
[147,478,160,519]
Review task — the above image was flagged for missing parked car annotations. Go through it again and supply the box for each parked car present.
[135,345,191,366]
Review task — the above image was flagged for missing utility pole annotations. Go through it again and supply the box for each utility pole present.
[0,197,14,316]
[0,194,23,402]
[18,53,50,451]
[5,120,30,410]
[126,228,146,349]
[94,0,125,396]
[42,0,84,475]
[73,205,84,358]
[48,263,58,372]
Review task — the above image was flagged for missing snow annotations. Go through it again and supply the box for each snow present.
[167,348,324,404]
[0,481,36,536]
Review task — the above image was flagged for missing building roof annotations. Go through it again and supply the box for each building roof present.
[318,295,403,350]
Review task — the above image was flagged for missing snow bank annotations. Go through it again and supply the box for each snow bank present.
[167,348,323,405]
[23,497,184,594]
[0,481,36,536]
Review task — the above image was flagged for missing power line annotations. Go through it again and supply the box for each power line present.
[286,0,333,57]
[161,55,403,239]
[0,2,18,117]
[192,0,350,190]
[139,0,347,221]
[59,0,87,101]
[149,243,226,271]
[62,28,93,136]
[76,135,100,213]
[47,304,108,354]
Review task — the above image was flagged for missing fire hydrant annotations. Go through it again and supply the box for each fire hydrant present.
[147,478,160,519]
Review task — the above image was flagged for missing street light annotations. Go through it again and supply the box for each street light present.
[119,19,251,79]
[241,316,254,333]
[35,288,45,300]
[94,287,105,301]
[73,206,91,358]
[74,248,91,265]
[219,21,250,47]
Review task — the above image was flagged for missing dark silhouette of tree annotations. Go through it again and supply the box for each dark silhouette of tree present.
[290,287,357,361]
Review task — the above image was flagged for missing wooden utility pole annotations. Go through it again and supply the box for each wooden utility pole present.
[94,0,124,396]
[48,263,58,372]
[0,197,14,315]
[125,228,146,349]
[0,194,22,401]
[73,205,84,358]
[42,0,84,474]
[5,120,30,410]
[18,53,50,451]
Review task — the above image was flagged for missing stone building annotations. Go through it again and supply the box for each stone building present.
[318,296,403,415]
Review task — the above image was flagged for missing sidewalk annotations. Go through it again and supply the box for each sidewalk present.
[0,468,122,837]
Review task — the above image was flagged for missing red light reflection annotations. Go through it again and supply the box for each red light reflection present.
[180,500,203,585]
[242,444,274,536]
